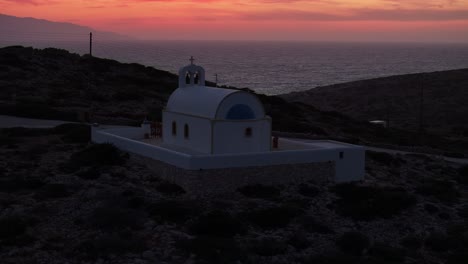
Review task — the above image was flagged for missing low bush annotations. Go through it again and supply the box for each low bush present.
[288,232,311,250]
[366,151,401,166]
[148,199,200,224]
[457,205,468,218]
[400,234,423,250]
[244,205,303,229]
[176,236,242,263]
[75,232,146,260]
[458,166,468,185]
[333,184,416,220]
[156,182,186,196]
[0,174,45,192]
[76,167,101,180]
[298,215,334,234]
[66,143,127,172]
[35,183,70,199]
[424,203,439,214]
[237,184,281,200]
[336,231,370,256]
[249,236,288,256]
[90,206,143,231]
[54,123,90,143]
[416,179,459,204]
[188,210,246,237]
[298,183,320,198]
[447,249,468,264]
[425,231,452,252]
[0,215,37,246]
[368,243,407,262]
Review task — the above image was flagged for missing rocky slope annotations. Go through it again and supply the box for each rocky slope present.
[0,125,467,264]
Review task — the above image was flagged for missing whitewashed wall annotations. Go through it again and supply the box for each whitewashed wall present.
[212,119,271,154]
[92,127,365,183]
[162,111,212,154]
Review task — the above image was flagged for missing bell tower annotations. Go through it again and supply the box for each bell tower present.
[178,56,206,87]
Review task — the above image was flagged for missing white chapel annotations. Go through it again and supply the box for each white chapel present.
[162,57,272,154]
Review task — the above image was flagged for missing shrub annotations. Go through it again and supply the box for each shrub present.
[424,203,439,214]
[298,183,320,198]
[54,123,90,143]
[457,205,468,218]
[306,253,360,264]
[416,179,459,204]
[288,232,311,250]
[156,182,186,196]
[366,151,400,166]
[66,143,127,171]
[237,184,281,200]
[447,249,468,264]
[0,174,45,192]
[244,205,303,229]
[458,166,468,185]
[189,210,246,237]
[299,215,334,234]
[333,184,416,220]
[35,183,70,199]
[425,231,452,252]
[0,215,37,246]
[75,232,146,260]
[76,167,101,180]
[368,243,407,262]
[0,216,27,240]
[148,200,200,224]
[249,236,288,256]
[400,234,423,250]
[336,231,370,256]
[90,206,143,231]
[176,236,241,263]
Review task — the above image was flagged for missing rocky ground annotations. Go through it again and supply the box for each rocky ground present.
[1,125,468,264]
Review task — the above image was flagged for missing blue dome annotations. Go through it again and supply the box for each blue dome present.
[226,104,256,120]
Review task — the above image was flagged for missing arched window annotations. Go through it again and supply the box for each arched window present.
[172,121,177,136]
[194,72,199,84]
[184,124,189,139]
[226,104,256,120]
[245,127,252,137]
[185,72,190,84]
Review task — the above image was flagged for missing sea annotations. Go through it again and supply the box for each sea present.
[2,40,468,95]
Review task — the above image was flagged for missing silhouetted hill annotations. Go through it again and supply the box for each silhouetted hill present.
[1,46,467,155]
[281,69,468,137]
[0,13,126,41]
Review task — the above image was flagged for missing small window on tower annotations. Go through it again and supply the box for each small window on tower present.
[184,124,189,139]
[172,121,177,136]
[245,127,252,137]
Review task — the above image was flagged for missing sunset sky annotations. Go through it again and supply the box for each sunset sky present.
[1,0,468,42]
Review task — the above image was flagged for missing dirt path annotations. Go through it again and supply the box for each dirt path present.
[0,115,75,128]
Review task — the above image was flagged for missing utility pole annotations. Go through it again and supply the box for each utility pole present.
[89,32,93,57]
[215,73,218,87]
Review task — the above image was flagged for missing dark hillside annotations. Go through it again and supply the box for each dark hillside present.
[1,46,468,155]
[282,69,468,137]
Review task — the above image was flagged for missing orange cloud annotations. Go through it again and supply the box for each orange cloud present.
[0,0,467,42]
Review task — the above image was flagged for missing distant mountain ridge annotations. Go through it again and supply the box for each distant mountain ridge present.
[0,13,127,41]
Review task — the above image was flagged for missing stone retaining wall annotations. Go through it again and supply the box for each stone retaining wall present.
[134,154,334,197]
